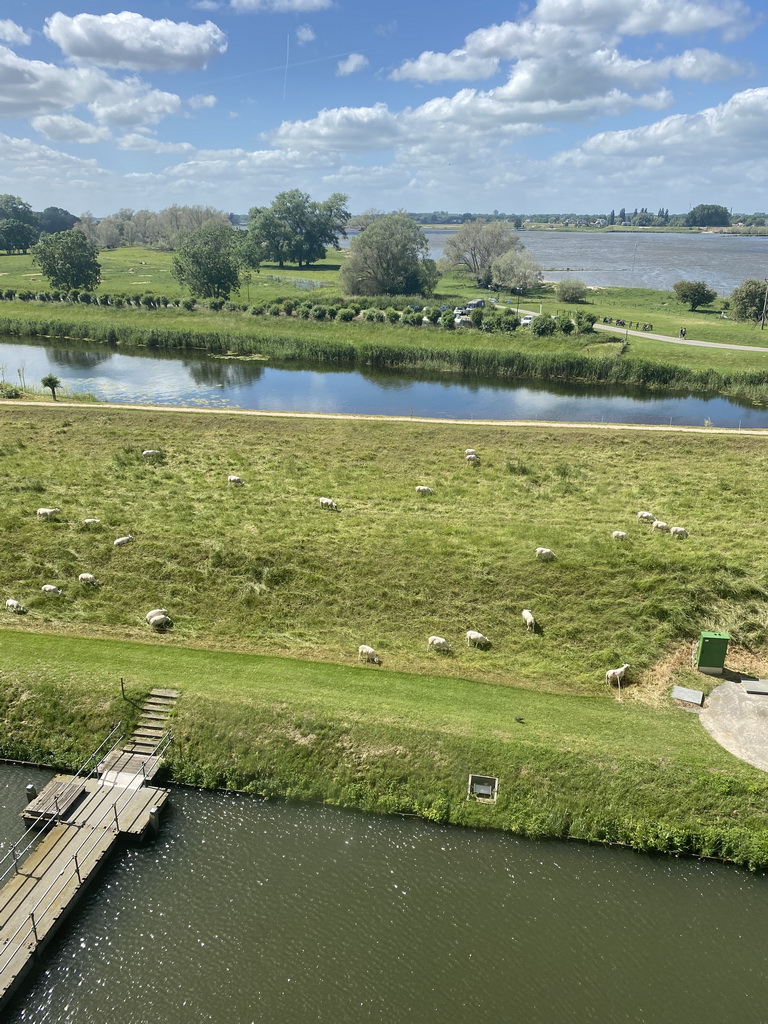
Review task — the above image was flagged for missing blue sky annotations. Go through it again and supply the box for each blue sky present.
[0,0,765,216]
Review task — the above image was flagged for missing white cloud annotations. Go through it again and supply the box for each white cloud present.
[0,132,107,183]
[274,103,402,150]
[336,53,368,76]
[88,79,182,126]
[44,11,227,72]
[31,114,112,144]
[118,132,195,154]
[536,0,752,36]
[192,1,222,8]
[391,49,499,82]
[296,24,316,44]
[230,0,332,10]
[188,93,217,109]
[0,45,108,118]
[0,20,30,45]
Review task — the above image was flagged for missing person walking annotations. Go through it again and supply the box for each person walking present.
[679,326,687,339]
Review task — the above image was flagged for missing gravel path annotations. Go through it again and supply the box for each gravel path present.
[700,682,768,772]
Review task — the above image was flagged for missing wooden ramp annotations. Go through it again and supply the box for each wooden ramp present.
[0,688,180,1011]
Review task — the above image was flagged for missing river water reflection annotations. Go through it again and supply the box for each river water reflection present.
[2,765,768,1023]
[4,338,768,428]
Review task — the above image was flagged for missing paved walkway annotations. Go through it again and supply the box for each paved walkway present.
[700,682,768,772]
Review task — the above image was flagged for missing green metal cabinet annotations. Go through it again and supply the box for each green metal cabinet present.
[697,631,730,675]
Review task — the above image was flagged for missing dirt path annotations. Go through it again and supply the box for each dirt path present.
[4,399,768,436]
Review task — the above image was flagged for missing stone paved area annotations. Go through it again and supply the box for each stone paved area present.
[700,681,768,772]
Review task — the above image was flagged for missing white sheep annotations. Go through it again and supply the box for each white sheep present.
[36,507,61,519]
[652,521,670,533]
[637,511,656,523]
[415,486,434,495]
[670,526,689,539]
[41,585,62,596]
[78,573,98,586]
[522,609,536,631]
[465,453,480,465]
[142,450,162,458]
[145,608,168,624]
[83,518,101,526]
[464,449,477,456]
[605,663,630,686]
[114,535,134,547]
[427,635,452,652]
[319,497,340,511]
[466,629,489,647]
[5,598,26,614]
[227,474,244,486]
[535,547,556,561]
[148,613,173,631]
[612,530,628,541]
[358,644,382,664]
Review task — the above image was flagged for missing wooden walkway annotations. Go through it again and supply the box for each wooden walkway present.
[0,688,180,1011]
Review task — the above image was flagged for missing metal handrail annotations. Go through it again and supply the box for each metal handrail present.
[0,725,125,884]
[0,730,171,972]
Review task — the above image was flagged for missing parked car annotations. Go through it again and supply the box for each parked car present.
[453,307,466,316]
[521,315,534,325]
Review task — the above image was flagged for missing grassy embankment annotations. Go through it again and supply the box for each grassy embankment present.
[3,406,768,865]
[2,249,768,401]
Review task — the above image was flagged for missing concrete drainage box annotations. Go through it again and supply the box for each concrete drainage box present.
[467,774,498,803]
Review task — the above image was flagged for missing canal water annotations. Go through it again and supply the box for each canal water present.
[4,338,768,428]
[2,765,768,1023]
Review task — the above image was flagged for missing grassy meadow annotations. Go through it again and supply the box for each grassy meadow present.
[3,405,768,864]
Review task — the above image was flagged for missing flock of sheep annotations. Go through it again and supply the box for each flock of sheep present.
[4,444,690,688]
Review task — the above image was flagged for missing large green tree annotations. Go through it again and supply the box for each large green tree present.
[36,206,77,234]
[170,222,243,299]
[730,279,768,324]
[0,194,36,227]
[248,190,350,268]
[443,219,521,286]
[684,204,730,228]
[0,219,39,254]
[31,230,100,291]
[339,213,438,297]
[672,280,717,310]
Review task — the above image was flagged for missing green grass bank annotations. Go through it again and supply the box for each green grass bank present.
[4,630,768,870]
[2,406,768,864]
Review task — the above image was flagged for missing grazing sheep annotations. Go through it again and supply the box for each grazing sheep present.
[227,474,244,486]
[148,613,173,631]
[464,449,477,456]
[113,535,134,547]
[41,585,62,596]
[142,450,162,458]
[36,507,61,519]
[652,521,670,533]
[605,663,630,687]
[145,609,168,624]
[415,486,434,495]
[465,453,480,465]
[612,530,628,541]
[83,518,101,526]
[319,497,340,511]
[427,635,452,652]
[637,511,656,523]
[358,644,382,665]
[522,609,536,631]
[78,573,98,586]
[535,547,556,561]
[5,598,26,614]
[466,629,489,647]
[670,526,689,539]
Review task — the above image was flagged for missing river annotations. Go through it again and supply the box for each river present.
[1,764,767,1023]
[4,338,768,429]
[343,228,768,294]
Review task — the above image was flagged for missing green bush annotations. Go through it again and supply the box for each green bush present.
[384,307,401,323]
[336,307,356,322]
[557,279,588,303]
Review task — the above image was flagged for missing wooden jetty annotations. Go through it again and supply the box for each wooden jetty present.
[0,688,180,1011]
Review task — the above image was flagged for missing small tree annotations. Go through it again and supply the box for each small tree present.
[730,279,768,324]
[530,315,556,336]
[491,249,543,294]
[557,279,588,303]
[340,214,437,297]
[31,231,100,291]
[41,373,62,400]
[672,280,717,311]
[171,222,242,299]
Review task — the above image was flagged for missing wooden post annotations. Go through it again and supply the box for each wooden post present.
[25,784,37,803]
[148,806,160,837]
[29,913,37,943]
